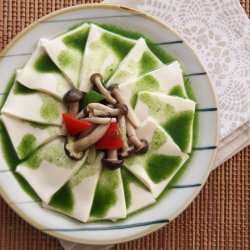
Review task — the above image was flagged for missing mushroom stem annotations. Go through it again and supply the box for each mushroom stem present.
[88,103,128,117]
[126,120,143,148]
[90,73,117,104]
[87,145,97,164]
[109,85,140,128]
[73,123,110,152]
[78,124,97,139]
[107,149,118,160]
[69,102,79,116]
[82,117,116,124]
[93,109,112,117]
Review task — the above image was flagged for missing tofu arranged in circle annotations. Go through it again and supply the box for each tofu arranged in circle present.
[16,45,71,100]
[106,38,163,86]
[118,61,187,109]
[134,92,196,153]
[124,118,189,198]
[1,114,60,160]
[79,24,136,92]
[41,23,90,87]
[16,137,88,204]
[1,81,67,126]
[89,168,126,221]
[45,152,103,223]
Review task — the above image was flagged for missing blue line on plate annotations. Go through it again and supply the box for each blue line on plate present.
[41,14,145,23]
[170,183,201,188]
[11,200,41,205]
[193,146,217,150]
[44,219,169,232]
[151,41,183,45]
[196,108,217,112]
[184,72,207,76]
[0,169,11,173]
[0,53,32,58]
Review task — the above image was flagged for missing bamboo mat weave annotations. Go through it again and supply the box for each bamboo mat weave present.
[0,1,249,249]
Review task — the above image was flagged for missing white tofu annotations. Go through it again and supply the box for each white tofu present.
[79,24,136,92]
[1,81,67,126]
[89,168,126,221]
[16,138,88,203]
[106,38,163,86]
[16,46,71,99]
[121,168,155,214]
[118,61,187,109]
[1,114,60,159]
[124,118,189,198]
[45,152,103,222]
[134,92,195,152]
[41,23,90,87]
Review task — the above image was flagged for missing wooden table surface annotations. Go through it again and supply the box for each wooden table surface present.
[0,1,249,249]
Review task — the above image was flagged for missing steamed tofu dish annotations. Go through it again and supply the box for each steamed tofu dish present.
[0,22,196,222]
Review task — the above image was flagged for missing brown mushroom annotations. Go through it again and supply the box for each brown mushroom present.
[126,120,148,155]
[88,103,128,117]
[90,73,117,104]
[78,124,97,139]
[118,115,134,158]
[102,149,123,169]
[108,84,140,128]
[73,123,110,152]
[64,136,85,160]
[82,117,116,124]
[63,89,84,116]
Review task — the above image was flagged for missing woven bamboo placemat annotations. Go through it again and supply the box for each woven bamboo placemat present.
[0,1,249,249]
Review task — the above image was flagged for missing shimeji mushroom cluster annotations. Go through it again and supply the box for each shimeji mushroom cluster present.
[63,73,148,169]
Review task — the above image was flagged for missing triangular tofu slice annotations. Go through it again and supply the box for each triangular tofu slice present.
[135,92,195,152]
[79,24,136,92]
[124,118,189,198]
[45,152,103,222]
[89,168,126,221]
[16,138,87,203]
[118,61,187,108]
[1,81,67,126]
[16,45,71,100]
[1,114,60,160]
[107,38,163,86]
[121,168,155,214]
[41,23,90,87]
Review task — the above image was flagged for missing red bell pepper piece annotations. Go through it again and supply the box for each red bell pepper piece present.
[62,113,92,136]
[96,122,122,150]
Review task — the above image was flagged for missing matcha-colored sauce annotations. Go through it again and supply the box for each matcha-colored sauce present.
[0,73,15,110]
[39,94,60,123]
[13,82,35,95]
[146,154,182,184]
[62,27,89,53]
[33,52,60,73]
[90,168,119,218]
[139,51,160,74]
[121,168,149,209]
[168,85,186,98]
[49,183,74,212]
[130,75,160,108]
[17,134,36,159]
[140,92,194,152]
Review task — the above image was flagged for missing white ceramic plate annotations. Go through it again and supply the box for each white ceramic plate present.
[0,4,219,245]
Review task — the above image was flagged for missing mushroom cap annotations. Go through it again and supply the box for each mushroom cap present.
[90,73,103,84]
[64,137,85,160]
[63,88,84,103]
[108,84,118,93]
[102,158,124,170]
[135,139,149,155]
[115,103,128,116]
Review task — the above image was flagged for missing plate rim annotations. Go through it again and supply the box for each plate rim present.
[0,3,220,245]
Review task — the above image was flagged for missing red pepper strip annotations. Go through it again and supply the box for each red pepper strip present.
[62,113,92,136]
[96,122,122,150]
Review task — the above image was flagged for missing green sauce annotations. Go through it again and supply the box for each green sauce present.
[49,183,74,212]
[121,168,149,209]
[62,27,89,53]
[146,154,182,183]
[13,82,35,95]
[17,134,36,159]
[33,52,60,73]
[130,75,160,108]
[139,51,160,74]
[90,168,119,218]
[169,85,186,98]
[39,94,60,123]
